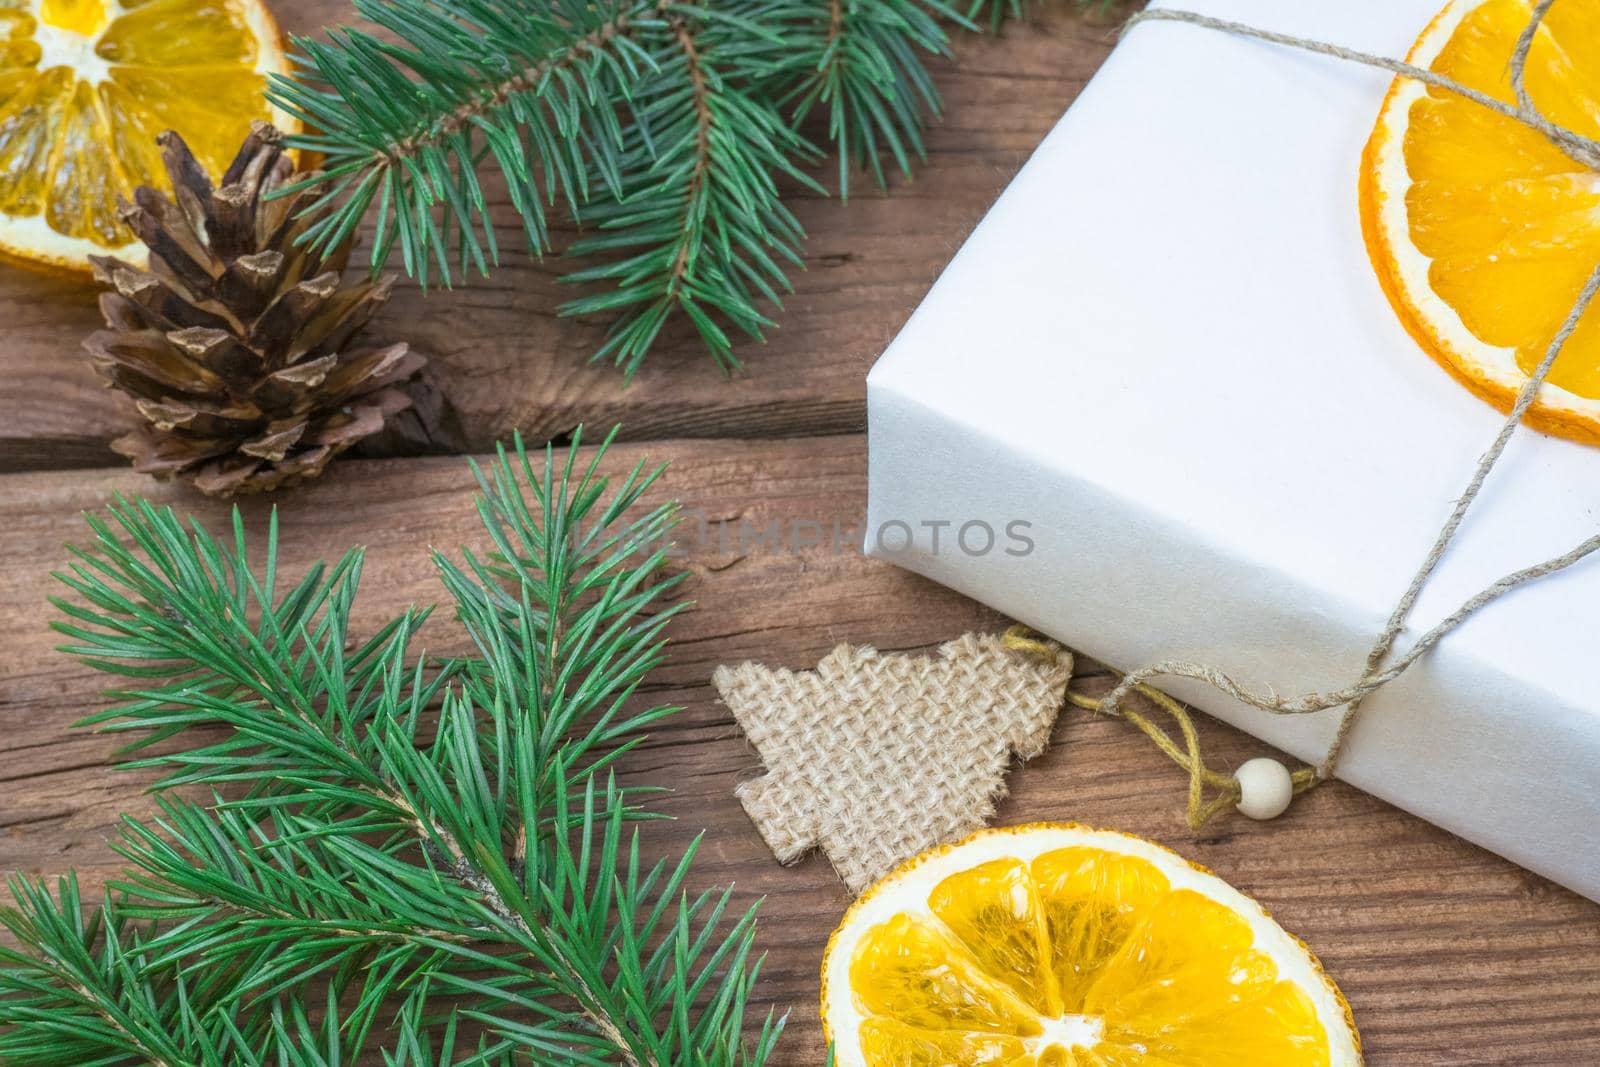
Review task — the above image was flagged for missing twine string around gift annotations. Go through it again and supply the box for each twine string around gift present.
[1009,0,1600,829]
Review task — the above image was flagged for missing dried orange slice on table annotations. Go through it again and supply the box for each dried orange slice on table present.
[1362,0,1600,444]
[822,824,1361,1066]
[0,0,289,269]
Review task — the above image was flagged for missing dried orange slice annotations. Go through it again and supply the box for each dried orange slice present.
[1361,0,1600,445]
[822,824,1361,1066]
[0,0,289,270]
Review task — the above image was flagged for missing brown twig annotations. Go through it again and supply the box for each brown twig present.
[665,17,716,295]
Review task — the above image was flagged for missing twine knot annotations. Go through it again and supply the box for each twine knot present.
[1004,626,1318,830]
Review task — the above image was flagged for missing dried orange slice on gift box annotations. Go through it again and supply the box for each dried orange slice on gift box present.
[822,824,1361,1066]
[1361,0,1600,445]
[0,0,289,270]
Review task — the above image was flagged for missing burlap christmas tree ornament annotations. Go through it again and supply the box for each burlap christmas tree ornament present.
[713,634,1073,893]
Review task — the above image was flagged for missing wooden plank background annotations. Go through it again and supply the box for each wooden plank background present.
[2,3,1598,1064]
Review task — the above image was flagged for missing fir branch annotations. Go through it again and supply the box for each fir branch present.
[560,7,819,374]
[271,0,1114,373]
[1,428,780,1066]
[270,0,657,285]
[773,0,963,198]
[0,872,301,1066]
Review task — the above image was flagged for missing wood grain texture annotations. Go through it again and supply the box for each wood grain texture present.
[4,1,1599,1062]
[3,438,1598,1065]
[0,9,1118,472]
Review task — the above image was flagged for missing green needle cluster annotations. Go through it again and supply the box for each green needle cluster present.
[269,0,1114,374]
[0,428,780,1066]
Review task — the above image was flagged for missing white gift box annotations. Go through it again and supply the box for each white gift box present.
[865,0,1600,899]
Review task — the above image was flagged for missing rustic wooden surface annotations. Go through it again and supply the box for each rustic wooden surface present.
[2,4,1599,1065]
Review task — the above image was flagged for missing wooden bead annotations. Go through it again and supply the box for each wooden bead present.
[1235,757,1293,820]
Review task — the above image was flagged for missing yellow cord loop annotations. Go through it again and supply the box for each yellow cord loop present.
[1003,626,1319,829]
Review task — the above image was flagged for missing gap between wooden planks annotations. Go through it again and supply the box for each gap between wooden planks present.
[2,435,1598,1064]
[0,0,1596,1059]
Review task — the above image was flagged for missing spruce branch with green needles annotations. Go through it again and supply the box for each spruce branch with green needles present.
[0,427,782,1066]
[269,0,1121,374]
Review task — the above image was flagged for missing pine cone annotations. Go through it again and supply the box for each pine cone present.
[84,122,425,496]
